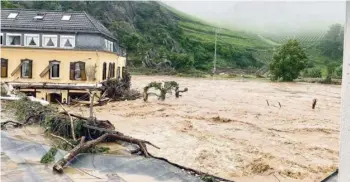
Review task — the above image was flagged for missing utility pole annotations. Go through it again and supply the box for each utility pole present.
[212,28,217,75]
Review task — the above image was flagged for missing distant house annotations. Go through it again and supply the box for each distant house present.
[0,9,126,103]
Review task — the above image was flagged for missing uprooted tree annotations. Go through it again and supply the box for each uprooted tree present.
[143,81,188,101]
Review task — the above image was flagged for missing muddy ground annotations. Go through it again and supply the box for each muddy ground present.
[67,75,340,182]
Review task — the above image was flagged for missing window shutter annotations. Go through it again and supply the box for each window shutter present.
[80,62,86,81]
[28,60,33,78]
[40,63,50,78]
[108,63,112,78]
[1,58,8,78]
[113,63,115,77]
[102,62,106,80]
[70,62,75,80]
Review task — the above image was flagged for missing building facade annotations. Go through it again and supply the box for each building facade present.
[0,9,126,103]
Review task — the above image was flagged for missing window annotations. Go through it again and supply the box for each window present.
[21,59,32,78]
[24,34,40,47]
[33,13,44,20]
[1,33,3,45]
[6,33,21,46]
[70,62,86,81]
[50,61,60,79]
[102,62,107,80]
[42,35,58,48]
[75,63,81,80]
[60,35,75,48]
[109,41,113,52]
[117,66,120,79]
[105,39,108,51]
[7,13,18,19]
[1,58,8,78]
[104,39,114,52]
[61,15,71,21]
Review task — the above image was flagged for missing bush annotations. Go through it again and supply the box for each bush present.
[335,65,343,78]
[304,68,322,78]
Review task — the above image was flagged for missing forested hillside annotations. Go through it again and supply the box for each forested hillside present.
[2,1,274,73]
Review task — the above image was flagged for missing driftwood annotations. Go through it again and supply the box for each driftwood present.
[312,99,317,109]
[53,136,88,173]
[1,120,23,129]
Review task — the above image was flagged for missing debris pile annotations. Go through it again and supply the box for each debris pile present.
[2,97,231,182]
[101,69,141,101]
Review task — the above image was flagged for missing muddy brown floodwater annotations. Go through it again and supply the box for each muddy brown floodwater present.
[69,75,341,182]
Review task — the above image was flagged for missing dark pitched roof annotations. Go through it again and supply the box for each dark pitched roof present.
[1,9,116,40]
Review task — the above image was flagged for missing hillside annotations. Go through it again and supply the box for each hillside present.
[2,1,275,73]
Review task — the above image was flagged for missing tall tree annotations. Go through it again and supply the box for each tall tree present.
[319,24,344,60]
[269,40,308,81]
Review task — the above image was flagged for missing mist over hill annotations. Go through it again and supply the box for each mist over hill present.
[164,1,346,36]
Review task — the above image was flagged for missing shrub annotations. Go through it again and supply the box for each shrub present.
[304,68,322,78]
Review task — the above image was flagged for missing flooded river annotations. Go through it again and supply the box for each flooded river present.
[70,75,340,182]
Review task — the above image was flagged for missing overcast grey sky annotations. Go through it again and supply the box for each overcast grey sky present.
[163,1,346,35]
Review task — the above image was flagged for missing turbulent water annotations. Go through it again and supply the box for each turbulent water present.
[2,75,340,182]
[70,75,340,182]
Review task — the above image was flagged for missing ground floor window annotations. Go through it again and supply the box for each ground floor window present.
[70,61,86,80]
[50,61,60,79]
[21,59,32,78]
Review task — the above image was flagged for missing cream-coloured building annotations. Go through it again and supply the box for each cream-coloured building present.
[1,9,126,103]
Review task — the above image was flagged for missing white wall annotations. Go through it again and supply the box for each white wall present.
[339,1,350,182]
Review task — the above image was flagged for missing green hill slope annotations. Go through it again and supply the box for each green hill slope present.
[2,1,275,73]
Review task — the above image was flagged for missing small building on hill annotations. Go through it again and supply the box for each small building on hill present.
[0,9,126,103]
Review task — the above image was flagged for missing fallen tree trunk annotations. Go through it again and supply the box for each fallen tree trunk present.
[53,132,160,172]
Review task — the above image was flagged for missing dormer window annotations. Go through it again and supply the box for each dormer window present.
[24,34,40,47]
[6,33,21,46]
[34,13,45,20]
[60,35,75,48]
[7,13,18,19]
[61,15,71,21]
[42,35,58,48]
